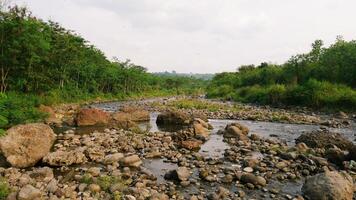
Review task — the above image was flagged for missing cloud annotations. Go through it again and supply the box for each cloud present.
[12,0,356,73]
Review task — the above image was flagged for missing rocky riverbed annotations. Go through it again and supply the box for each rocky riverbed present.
[0,97,355,200]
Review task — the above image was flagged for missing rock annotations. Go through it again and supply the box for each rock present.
[164,167,191,181]
[224,125,249,141]
[240,173,267,186]
[121,155,142,167]
[18,185,42,200]
[193,121,210,139]
[226,123,249,135]
[243,157,260,168]
[38,105,62,125]
[176,167,190,181]
[0,123,56,168]
[156,110,191,125]
[295,130,353,150]
[326,147,346,165]
[43,149,87,166]
[75,108,110,126]
[88,184,101,193]
[243,167,254,173]
[86,147,105,162]
[295,142,309,152]
[302,171,353,200]
[347,145,356,161]
[87,167,101,177]
[150,193,169,200]
[46,179,58,193]
[181,139,202,150]
[337,111,348,119]
[114,106,150,122]
[29,167,54,182]
[103,153,124,164]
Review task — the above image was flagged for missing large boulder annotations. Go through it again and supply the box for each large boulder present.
[223,123,249,141]
[0,123,56,168]
[156,110,191,125]
[302,171,353,200]
[295,130,353,150]
[192,119,210,139]
[75,108,110,126]
[119,106,150,121]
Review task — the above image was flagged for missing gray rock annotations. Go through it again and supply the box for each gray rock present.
[18,185,42,200]
[302,171,353,200]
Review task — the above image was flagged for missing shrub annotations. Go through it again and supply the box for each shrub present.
[0,178,10,200]
[0,92,47,128]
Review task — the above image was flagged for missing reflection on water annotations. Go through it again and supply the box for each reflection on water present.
[138,112,187,133]
[142,159,177,183]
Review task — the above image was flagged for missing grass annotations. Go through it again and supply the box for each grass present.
[0,178,10,200]
[165,98,241,112]
[0,87,190,132]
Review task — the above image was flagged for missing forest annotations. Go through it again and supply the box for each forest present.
[0,5,206,131]
[207,38,356,111]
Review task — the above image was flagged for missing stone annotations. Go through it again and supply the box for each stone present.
[18,185,42,200]
[88,184,101,193]
[325,147,346,166]
[243,167,254,173]
[295,130,353,150]
[103,153,124,164]
[176,167,191,181]
[46,179,58,193]
[224,125,249,141]
[114,106,150,122]
[0,123,56,168]
[193,122,209,139]
[302,171,353,200]
[226,123,249,135]
[75,108,110,126]
[43,149,87,166]
[156,110,191,125]
[29,167,54,182]
[181,139,202,150]
[38,105,62,125]
[87,167,101,177]
[164,167,191,181]
[121,155,142,167]
[240,173,267,186]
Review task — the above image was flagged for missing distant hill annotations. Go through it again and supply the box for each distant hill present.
[153,71,214,80]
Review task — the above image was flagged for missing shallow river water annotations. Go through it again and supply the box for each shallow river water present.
[88,101,356,198]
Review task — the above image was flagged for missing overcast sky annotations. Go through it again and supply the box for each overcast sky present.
[12,0,356,73]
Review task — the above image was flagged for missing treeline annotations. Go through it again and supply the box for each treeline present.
[0,6,205,96]
[0,5,205,130]
[207,38,356,111]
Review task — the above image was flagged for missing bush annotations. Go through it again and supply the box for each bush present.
[0,92,47,128]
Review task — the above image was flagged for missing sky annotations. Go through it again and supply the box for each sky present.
[11,0,356,73]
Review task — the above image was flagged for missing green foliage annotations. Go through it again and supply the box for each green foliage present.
[80,174,93,184]
[166,99,240,112]
[0,6,205,96]
[0,92,47,128]
[207,38,356,111]
[0,5,206,128]
[0,178,10,200]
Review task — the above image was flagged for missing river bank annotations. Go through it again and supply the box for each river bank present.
[0,97,355,200]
